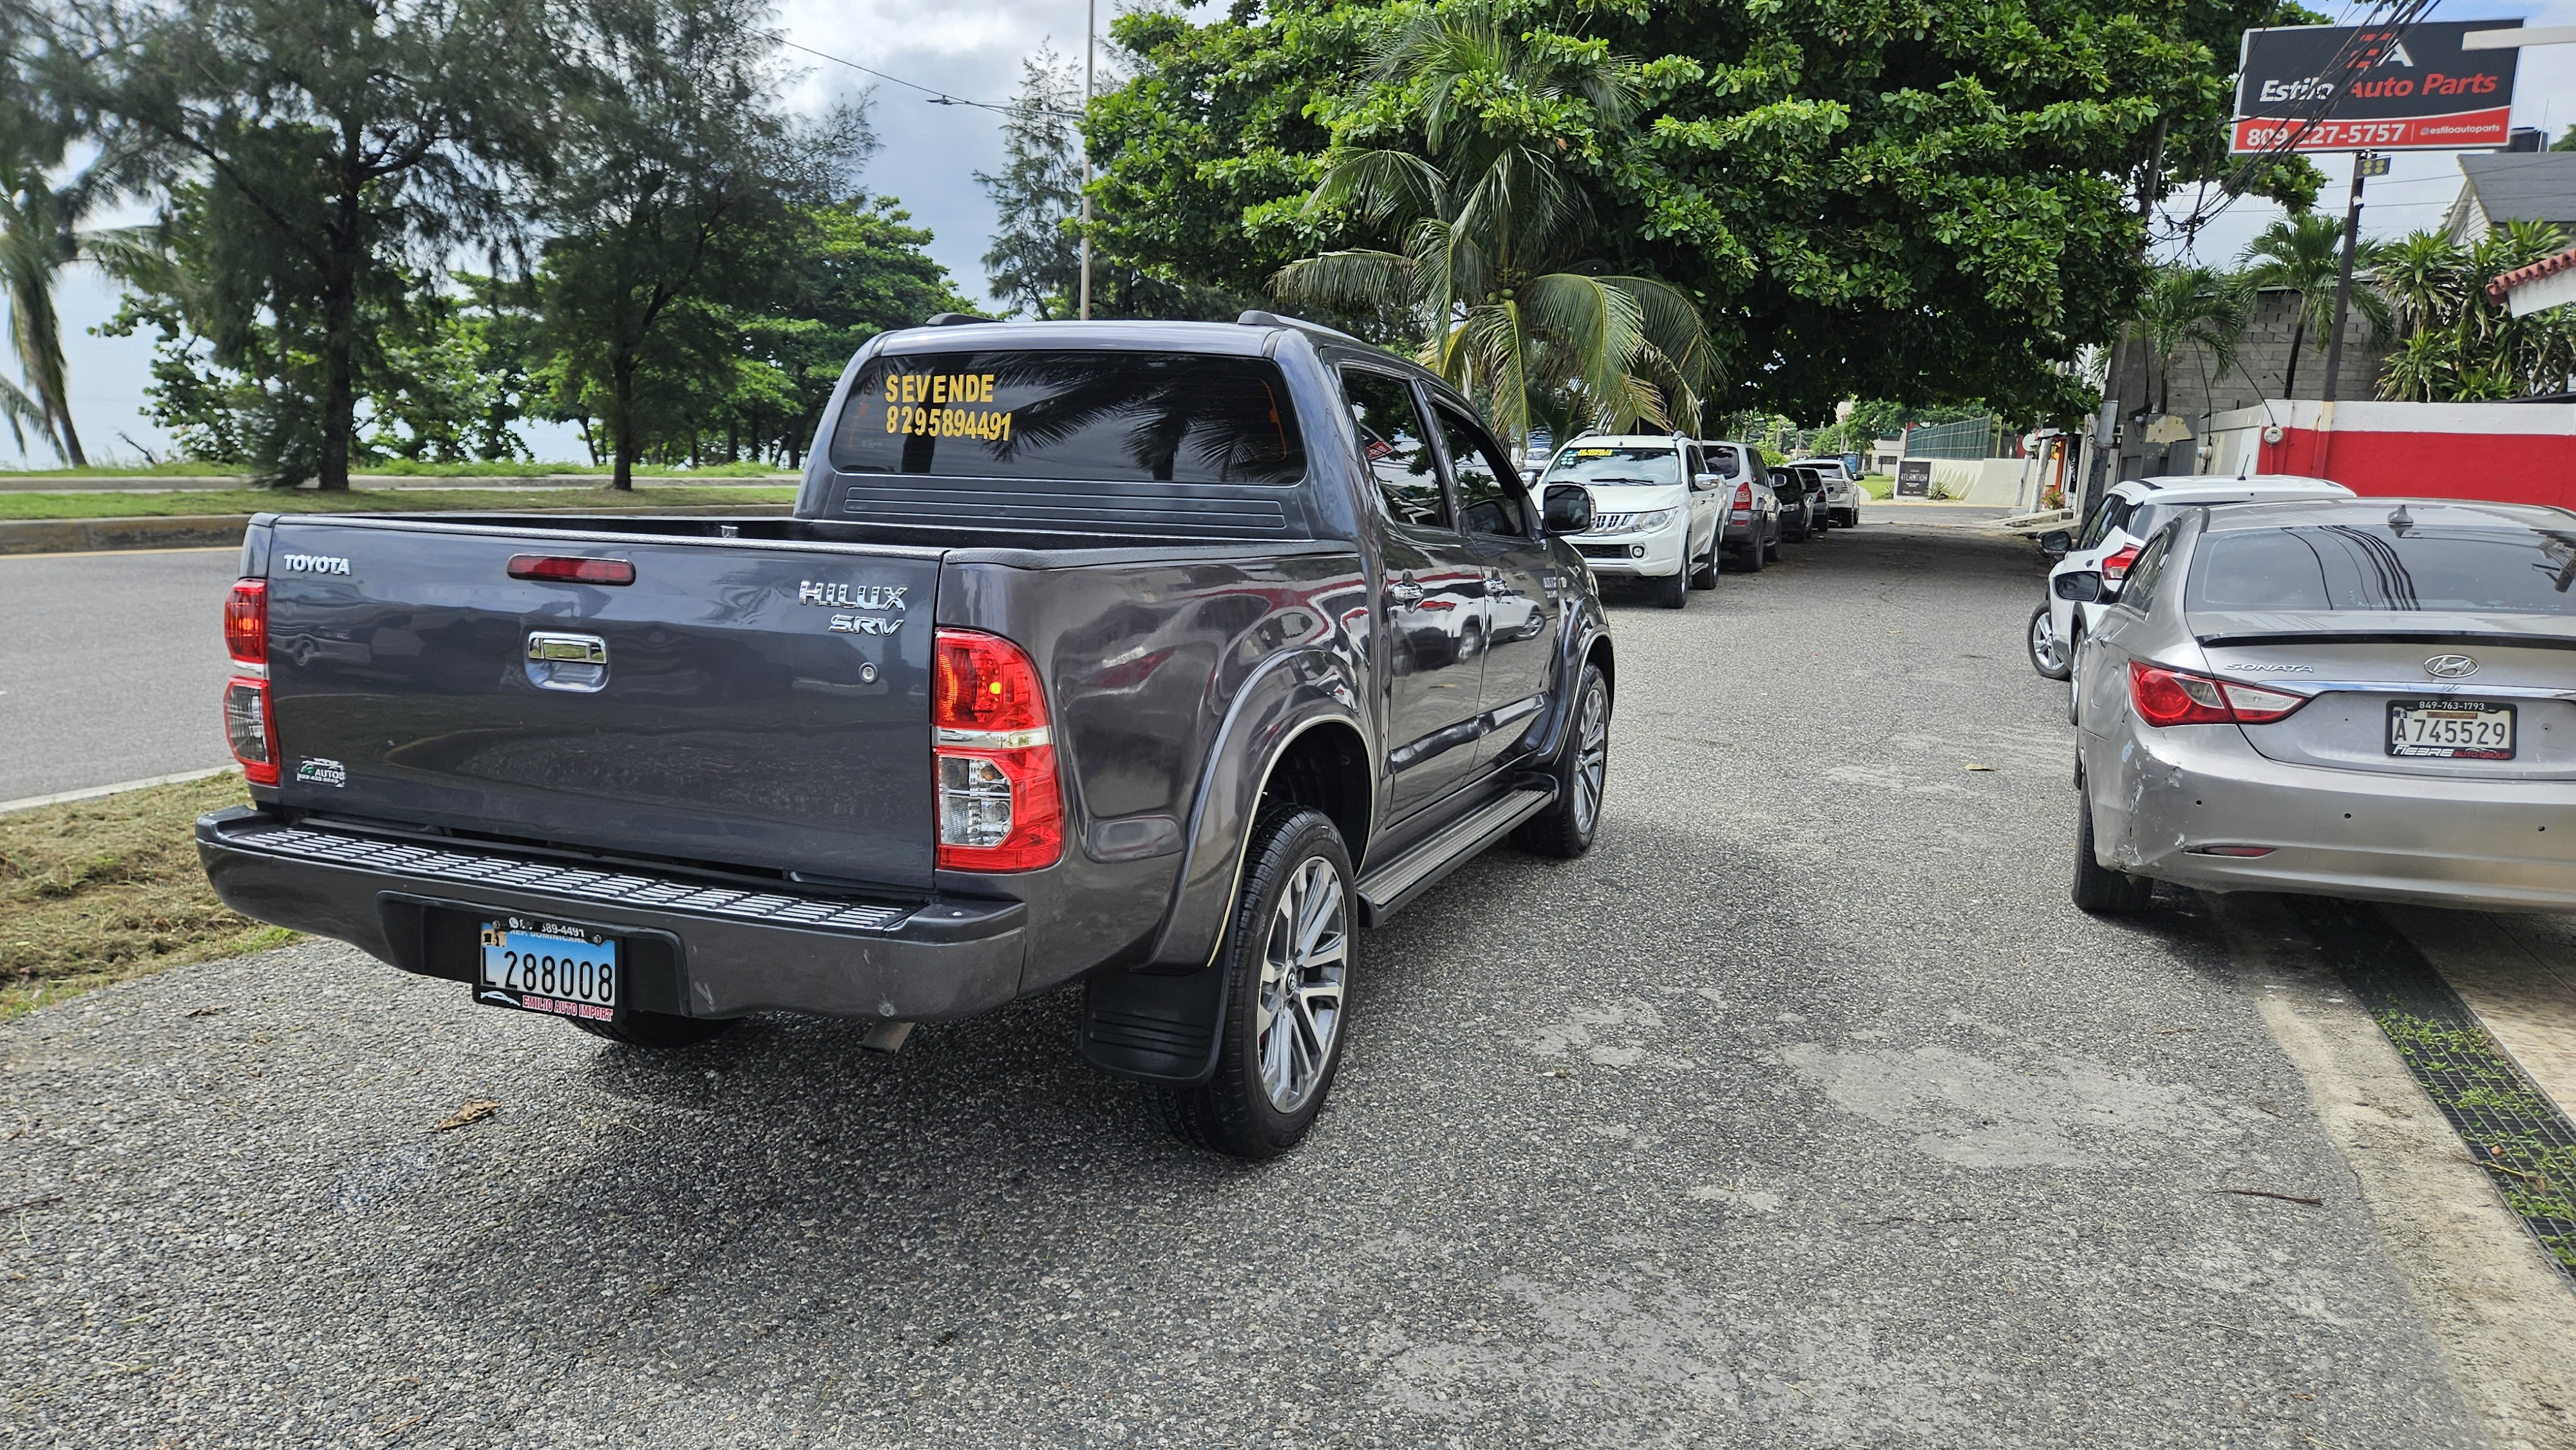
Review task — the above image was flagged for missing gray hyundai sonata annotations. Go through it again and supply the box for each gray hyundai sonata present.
[2065,496,2576,915]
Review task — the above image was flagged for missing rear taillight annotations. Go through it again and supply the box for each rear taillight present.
[222,577,279,784]
[2127,662,2310,728]
[1730,482,1752,521]
[2101,545,2143,582]
[932,628,1063,871]
[223,678,278,785]
[224,579,267,663]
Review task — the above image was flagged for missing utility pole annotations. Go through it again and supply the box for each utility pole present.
[2320,151,2384,402]
[1078,0,1094,321]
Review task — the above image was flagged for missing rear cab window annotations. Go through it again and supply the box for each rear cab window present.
[831,350,1305,484]
[2189,521,2576,616]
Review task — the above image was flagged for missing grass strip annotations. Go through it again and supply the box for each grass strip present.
[0,484,798,521]
[2297,899,2576,1277]
[1,773,295,1021]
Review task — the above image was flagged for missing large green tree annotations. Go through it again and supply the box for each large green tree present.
[533,0,870,487]
[42,0,552,485]
[1088,0,2318,428]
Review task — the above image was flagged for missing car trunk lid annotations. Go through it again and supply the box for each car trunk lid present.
[260,518,942,889]
[2190,610,2576,782]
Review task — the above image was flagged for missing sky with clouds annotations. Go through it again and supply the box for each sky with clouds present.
[17,0,2576,467]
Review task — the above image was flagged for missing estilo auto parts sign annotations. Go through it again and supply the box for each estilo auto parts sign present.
[2232,21,2521,153]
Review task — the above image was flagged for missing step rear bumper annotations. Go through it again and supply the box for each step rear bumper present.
[196,807,1027,1021]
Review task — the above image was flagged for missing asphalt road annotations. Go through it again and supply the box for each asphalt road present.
[3,515,2559,1447]
[0,547,243,802]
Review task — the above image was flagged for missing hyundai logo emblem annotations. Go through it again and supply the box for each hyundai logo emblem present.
[2423,654,2478,679]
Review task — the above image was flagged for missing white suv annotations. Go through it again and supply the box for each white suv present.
[1801,457,1863,527]
[2027,474,2352,682]
[1541,435,1728,609]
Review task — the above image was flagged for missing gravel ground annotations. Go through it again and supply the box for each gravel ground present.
[2,516,2490,1447]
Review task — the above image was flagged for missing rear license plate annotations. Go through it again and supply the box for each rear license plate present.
[2387,700,2516,760]
[475,916,620,1021]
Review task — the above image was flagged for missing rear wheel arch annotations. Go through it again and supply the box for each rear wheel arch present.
[1256,718,1372,864]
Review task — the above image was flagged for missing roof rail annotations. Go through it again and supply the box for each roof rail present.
[922,312,987,326]
[1238,309,1363,344]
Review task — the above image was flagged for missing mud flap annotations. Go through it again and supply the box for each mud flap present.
[1081,959,1228,1085]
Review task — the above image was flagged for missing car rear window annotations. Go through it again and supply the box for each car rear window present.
[1545,446,1684,486]
[2190,524,2576,616]
[828,350,1306,484]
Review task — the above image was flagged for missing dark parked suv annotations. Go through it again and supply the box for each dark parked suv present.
[196,313,1616,1158]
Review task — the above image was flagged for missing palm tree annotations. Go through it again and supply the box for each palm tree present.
[2239,214,2389,399]
[1271,12,1712,447]
[2133,264,2249,415]
[0,142,147,467]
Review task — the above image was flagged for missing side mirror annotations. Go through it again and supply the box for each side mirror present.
[1542,484,1595,536]
[2052,570,2103,603]
[2038,529,2072,558]
[1695,473,1724,492]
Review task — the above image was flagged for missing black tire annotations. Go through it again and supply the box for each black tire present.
[575,1010,738,1048]
[1781,511,1806,543]
[1515,659,1611,858]
[2071,793,2155,916]
[1689,531,1719,590]
[2027,602,2072,681]
[1154,807,1355,1159]
[1735,530,1765,573]
[1651,564,1688,609]
[1764,528,1783,562]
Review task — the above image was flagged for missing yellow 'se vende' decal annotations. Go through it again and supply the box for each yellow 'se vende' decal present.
[884,372,1012,440]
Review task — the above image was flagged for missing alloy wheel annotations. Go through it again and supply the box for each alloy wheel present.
[1573,676,1609,835]
[2029,612,2067,674]
[1256,856,1349,1112]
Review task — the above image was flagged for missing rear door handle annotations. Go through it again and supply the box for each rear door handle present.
[526,632,610,692]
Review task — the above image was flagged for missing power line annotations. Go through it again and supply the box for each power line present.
[777,37,1084,122]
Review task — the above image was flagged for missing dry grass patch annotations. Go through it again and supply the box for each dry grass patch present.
[1,773,294,1020]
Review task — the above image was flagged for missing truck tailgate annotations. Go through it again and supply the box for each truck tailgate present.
[260,518,938,889]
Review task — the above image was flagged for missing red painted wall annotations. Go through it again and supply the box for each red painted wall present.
[2257,427,2576,509]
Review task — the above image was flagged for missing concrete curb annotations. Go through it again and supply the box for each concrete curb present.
[0,502,797,558]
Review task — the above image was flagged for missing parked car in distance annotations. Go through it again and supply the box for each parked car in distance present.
[1802,457,1864,527]
[196,312,1619,1161]
[1541,434,1727,608]
[1700,438,1781,572]
[2064,497,2576,915]
[2027,473,2353,684]
[1772,465,1830,541]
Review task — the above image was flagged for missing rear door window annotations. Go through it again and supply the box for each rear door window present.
[1342,368,1448,528]
[829,350,1305,484]
[2118,525,2181,616]
[1432,402,1530,537]
[2190,523,2576,615]
[2078,495,2134,550]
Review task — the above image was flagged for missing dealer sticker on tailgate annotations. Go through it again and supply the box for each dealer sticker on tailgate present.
[475,916,620,1021]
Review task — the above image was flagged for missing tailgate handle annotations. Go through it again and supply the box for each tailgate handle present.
[526,632,609,692]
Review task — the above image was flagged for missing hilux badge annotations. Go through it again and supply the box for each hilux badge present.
[799,579,905,636]
[2424,654,2478,679]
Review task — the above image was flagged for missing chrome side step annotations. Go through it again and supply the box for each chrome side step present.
[1354,785,1555,927]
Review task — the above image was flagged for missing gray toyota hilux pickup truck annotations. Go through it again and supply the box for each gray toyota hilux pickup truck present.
[198,314,1616,1157]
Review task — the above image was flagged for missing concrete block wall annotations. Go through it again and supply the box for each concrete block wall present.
[2118,288,2391,426]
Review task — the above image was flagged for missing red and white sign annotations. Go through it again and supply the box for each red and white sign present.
[2230,107,2512,153]
[2232,21,2521,154]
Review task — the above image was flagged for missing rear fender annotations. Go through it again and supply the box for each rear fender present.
[1081,648,1369,1084]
